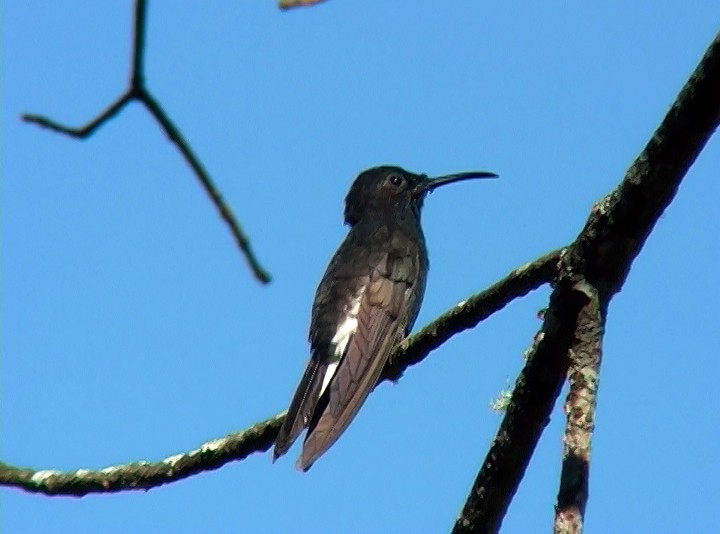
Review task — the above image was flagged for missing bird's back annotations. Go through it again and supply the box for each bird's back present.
[310,216,428,352]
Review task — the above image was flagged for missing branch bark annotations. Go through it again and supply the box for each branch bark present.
[554,281,603,534]
[452,30,720,534]
[21,0,272,284]
[0,250,558,496]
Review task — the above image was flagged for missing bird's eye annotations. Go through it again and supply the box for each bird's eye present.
[388,174,404,187]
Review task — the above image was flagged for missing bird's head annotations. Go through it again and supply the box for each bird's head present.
[343,166,497,226]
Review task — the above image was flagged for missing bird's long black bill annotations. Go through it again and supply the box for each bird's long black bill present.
[414,171,498,195]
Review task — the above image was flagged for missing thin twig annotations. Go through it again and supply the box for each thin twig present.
[21,94,133,139]
[20,0,271,283]
[138,90,271,281]
[279,0,329,10]
[452,31,720,533]
[130,0,145,87]
[0,250,559,496]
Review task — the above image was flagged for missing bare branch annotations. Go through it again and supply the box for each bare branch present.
[21,94,133,138]
[138,89,271,282]
[0,250,558,496]
[452,31,720,534]
[20,0,271,283]
[130,0,146,87]
[279,0,329,10]
[554,280,603,534]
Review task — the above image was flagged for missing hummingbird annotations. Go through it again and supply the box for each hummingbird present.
[273,165,497,471]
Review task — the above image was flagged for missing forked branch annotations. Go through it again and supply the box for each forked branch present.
[453,31,720,534]
[21,0,271,283]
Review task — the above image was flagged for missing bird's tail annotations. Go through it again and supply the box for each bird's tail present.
[273,358,328,461]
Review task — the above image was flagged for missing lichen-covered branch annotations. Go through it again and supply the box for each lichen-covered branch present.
[452,277,590,534]
[0,250,559,496]
[0,414,284,497]
[452,31,720,534]
[554,280,604,534]
[20,0,271,283]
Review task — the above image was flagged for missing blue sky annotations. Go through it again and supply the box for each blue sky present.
[2,2,719,533]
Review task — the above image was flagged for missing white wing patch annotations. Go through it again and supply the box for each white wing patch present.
[320,362,339,397]
[320,293,362,396]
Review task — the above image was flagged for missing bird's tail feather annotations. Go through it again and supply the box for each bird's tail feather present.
[273,358,327,461]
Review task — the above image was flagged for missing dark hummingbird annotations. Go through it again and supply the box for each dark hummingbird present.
[273,165,498,471]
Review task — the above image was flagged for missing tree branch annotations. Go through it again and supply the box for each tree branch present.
[382,248,561,382]
[20,0,271,284]
[0,250,559,496]
[130,0,146,87]
[21,94,133,139]
[554,280,604,534]
[452,31,720,534]
[452,277,589,534]
[0,414,284,497]
[279,0,329,10]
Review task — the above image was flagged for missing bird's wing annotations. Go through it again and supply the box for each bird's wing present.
[273,236,367,463]
[298,254,416,470]
[273,357,329,461]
